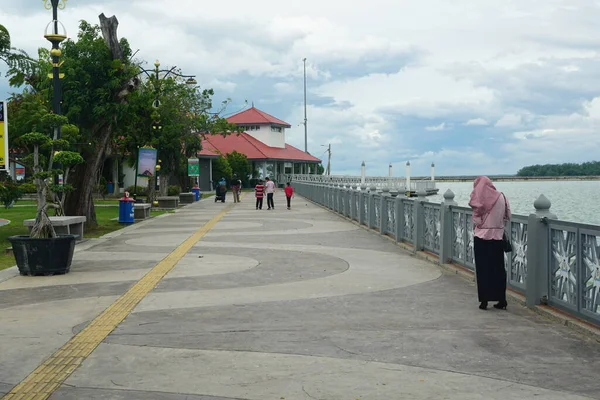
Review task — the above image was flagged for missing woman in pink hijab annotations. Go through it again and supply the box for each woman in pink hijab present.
[469,176,511,310]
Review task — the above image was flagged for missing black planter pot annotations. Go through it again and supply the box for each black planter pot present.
[7,235,77,276]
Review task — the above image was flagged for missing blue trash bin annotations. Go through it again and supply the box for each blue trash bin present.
[192,187,201,201]
[118,197,135,224]
[107,182,114,194]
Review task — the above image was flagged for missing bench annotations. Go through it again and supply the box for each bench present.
[23,216,86,240]
[179,192,195,205]
[134,203,152,220]
[157,196,179,209]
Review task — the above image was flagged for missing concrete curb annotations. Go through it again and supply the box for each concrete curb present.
[301,196,600,343]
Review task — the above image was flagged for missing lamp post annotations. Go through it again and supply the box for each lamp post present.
[302,58,308,154]
[154,162,161,206]
[133,59,197,201]
[321,144,331,175]
[44,0,68,194]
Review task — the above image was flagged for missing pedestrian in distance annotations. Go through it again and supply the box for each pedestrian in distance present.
[215,177,227,203]
[231,175,241,203]
[284,182,294,210]
[255,179,265,210]
[469,176,511,311]
[264,176,275,210]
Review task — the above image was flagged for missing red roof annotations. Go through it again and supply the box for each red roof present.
[226,107,292,128]
[198,132,321,163]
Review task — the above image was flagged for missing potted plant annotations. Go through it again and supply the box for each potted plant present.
[8,115,84,276]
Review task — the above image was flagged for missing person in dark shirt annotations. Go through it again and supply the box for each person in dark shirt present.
[254,180,265,210]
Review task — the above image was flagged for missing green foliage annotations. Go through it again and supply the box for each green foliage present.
[41,114,69,131]
[0,180,23,208]
[167,185,181,196]
[18,183,37,194]
[226,151,252,185]
[317,163,325,175]
[7,91,50,149]
[0,24,39,84]
[517,161,600,177]
[20,132,51,147]
[126,185,148,197]
[53,151,84,167]
[211,156,232,184]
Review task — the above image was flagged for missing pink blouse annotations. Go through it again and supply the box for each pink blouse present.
[472,195,511,240]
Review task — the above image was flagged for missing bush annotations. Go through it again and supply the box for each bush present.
[125,185,148,196]
[168,185,181,196]
[0,181,24,208]
[19,183,37,194]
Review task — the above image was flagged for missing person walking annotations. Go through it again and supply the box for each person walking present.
[265,177,275,210]
[231,175,241,203]
[284,182,294,210]
[255,179,265,210]
[469,176,511,311]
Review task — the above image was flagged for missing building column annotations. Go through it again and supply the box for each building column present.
[209,158,213,189]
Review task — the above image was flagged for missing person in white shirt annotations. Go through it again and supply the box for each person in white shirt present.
[264,177,275,210]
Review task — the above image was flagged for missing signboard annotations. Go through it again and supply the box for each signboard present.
[137,147,157,178]
[15,163,25,181]
[0,101,8,172]
[188,158,199,177]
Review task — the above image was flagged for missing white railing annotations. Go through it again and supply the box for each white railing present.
[279,174,436,192]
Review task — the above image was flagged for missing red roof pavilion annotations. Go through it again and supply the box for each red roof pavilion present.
[198,107,320,164]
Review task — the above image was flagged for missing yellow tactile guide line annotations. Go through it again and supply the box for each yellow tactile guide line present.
[3,202,236,400]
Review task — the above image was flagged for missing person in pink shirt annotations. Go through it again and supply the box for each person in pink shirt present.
[284,182,294,210]
[469,176,511,311]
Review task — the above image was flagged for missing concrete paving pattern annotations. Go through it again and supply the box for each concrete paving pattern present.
[1,193,599,399]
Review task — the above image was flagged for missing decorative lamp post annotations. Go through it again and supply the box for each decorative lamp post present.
[132,59,197,200]
[43,0,68,139]
[154,163,161,206]
[44,0,68,197]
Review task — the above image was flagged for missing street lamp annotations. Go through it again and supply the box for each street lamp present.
[44,0,68,197]
[43,0,67,138]
[302,58,308,154]
[132,60,197,201]
[321,144,331,175]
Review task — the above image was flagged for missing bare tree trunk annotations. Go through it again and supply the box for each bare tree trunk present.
[64,127,112,227]
[159,174,170,196]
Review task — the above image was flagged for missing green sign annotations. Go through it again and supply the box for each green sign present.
[188,158,199,177]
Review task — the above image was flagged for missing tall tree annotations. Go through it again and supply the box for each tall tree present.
[58,16,140,227]
[120,72,239,196]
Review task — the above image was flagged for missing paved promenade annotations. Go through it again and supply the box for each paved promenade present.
[0,193,599,399]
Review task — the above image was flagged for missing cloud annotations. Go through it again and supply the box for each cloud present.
[2,0,600,177]
[425,123,448,131]
[465,118,488,126]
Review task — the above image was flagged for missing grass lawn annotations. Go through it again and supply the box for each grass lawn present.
[0,205,168,271]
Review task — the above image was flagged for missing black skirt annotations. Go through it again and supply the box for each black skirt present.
[474,237,507,302]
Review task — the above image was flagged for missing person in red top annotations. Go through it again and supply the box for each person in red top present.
[284,182,294,210]
[254,180,265,210]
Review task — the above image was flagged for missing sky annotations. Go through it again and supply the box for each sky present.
[1,0,600,176]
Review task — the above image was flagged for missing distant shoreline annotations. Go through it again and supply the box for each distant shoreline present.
[412,176,600,182]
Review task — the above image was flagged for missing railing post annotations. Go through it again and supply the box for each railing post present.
[368,185,377,228]
[359,185,367,225]
[350,185,357,220]
[344,185,351,217]
[395,195,404,241]
[413,189,427,251]
[439,189,457,264]
[380,187,390,234]
[526,194,557,307]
